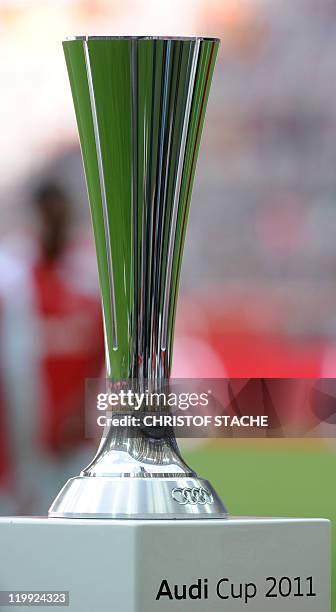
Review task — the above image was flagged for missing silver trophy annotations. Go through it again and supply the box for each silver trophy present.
[49,36,226,519]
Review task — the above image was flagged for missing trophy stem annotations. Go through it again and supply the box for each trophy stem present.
[49,374,227,518]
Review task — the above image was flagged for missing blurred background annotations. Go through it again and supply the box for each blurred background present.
[0,0,335,604]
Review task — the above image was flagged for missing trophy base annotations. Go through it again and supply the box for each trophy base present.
[0,516,330,611]
[48,475,227,519]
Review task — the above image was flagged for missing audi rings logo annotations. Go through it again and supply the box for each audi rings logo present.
[171,486,214,506]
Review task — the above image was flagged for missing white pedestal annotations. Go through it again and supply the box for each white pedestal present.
[0,517,330,611]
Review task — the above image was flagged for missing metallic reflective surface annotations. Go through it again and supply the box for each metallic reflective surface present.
[49,477,225,519]
[49,36,226,519]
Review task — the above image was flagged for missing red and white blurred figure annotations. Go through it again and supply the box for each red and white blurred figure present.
[0,183,103,514]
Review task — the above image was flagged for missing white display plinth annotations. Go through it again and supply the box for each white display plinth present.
[0,517,330,611]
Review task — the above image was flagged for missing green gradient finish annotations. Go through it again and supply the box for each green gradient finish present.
[63,37,219,380]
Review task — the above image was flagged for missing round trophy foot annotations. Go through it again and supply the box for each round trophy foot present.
[48,476,227,520]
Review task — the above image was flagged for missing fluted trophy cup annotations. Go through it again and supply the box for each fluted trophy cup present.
[49,35,226,519]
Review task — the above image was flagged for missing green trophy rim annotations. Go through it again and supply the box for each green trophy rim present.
[64,35,221,43]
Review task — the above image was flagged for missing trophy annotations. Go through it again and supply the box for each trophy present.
[49,35,226,519]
